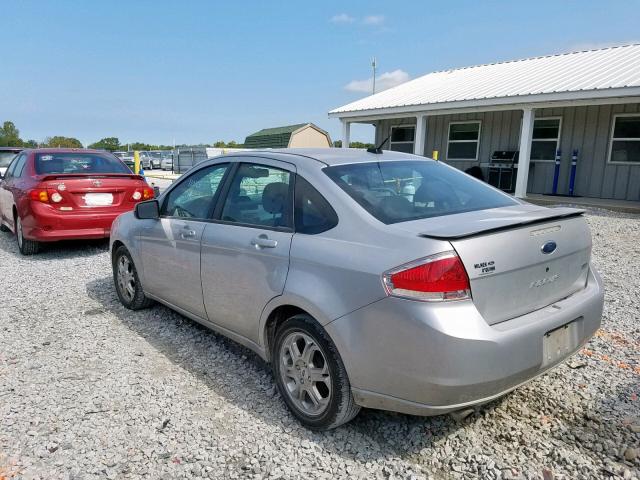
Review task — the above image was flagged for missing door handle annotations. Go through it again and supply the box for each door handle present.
[180,229,197,239]
[251,235,277,249]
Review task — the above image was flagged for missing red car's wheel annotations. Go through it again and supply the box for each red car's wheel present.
[15,216,40,255]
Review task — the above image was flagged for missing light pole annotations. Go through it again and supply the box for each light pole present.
[371,57,377,94]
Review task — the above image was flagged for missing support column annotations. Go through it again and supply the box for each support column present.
[341,120,351,149]
[414,114,427,156]
[514,107,534,198]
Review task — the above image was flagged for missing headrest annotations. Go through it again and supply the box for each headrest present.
[262,182,289,214]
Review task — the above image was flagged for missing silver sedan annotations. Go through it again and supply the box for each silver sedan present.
[110,148,604,430]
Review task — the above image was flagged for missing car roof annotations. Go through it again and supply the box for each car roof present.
[21,148,112,155]
[221,148,431,168]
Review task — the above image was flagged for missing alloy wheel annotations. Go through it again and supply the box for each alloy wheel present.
[279,331,332,416]
[116,255,136,303]
[16,217,23,248]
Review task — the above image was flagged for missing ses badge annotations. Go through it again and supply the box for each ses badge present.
[474,260,495,275]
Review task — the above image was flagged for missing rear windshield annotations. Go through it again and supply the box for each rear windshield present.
[0,151,18,167]
[35,152,131,175]
[324,160,517,224]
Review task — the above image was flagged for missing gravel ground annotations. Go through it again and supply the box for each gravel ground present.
[1,209,638,480]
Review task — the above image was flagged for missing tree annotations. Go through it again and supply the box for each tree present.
[88,137,121,151]
[23,139,38,148]
[43,136,83,148]
[0,121,24,147]
[213,140,226,148]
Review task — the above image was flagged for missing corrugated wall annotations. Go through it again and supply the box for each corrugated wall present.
[374,103,640,201]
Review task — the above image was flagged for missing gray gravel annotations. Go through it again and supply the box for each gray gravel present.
[1,209,638,480]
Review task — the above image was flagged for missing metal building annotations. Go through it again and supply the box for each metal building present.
[329,44,640,202]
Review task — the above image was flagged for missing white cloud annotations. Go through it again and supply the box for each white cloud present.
[363,15,385,26]
[344,69,410,93]
[330,13,355,24]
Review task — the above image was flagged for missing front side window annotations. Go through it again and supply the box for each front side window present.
[162,163,229,219]
[324,160,517,224]
[389,126,415,153]
[447,122,481,160]
[221,163,292,229]
[531,118,561,161]
[294,176,338,234]
[34,152,130,175]
[609,115,640,163]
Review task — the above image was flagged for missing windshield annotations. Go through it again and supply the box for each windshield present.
[324,160,517,224]
[0,152,18,168]
[35,152,131,175]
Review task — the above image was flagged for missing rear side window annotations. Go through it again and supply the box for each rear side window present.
[324,160,517,224]
[34,152,130,175]
[294,176,338,234]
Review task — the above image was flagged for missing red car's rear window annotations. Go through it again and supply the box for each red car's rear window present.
[35,152,131,175]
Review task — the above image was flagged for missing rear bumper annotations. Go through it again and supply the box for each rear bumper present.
[326,266,604,416]
[23,203,125,241]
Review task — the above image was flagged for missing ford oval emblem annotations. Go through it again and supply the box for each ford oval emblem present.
[541,241,557,255]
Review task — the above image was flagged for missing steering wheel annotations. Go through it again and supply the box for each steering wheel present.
[173,205,192,218]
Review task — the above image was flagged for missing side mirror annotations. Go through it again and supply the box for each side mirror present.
[135,199,160,220]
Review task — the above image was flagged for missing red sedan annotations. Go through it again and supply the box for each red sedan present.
[0,148,153,255]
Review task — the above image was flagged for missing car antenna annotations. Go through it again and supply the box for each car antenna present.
[367,136,389,154]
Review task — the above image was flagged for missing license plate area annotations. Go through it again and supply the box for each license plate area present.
[85,193,113,206]
[542,319,580,367]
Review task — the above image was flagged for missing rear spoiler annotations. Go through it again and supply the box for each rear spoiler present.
[38,173,144,182]
[419,208,585,240]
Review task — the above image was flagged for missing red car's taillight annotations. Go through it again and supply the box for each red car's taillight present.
[131,187,154,201]
[29,189,49,202]
[382,252,470,302]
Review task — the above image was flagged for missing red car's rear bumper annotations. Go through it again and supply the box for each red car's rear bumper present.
[23,203,126,242]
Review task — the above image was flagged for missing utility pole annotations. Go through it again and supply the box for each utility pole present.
[371,57,377,94]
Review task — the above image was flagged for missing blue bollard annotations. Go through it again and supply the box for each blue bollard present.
[552,149,561,195]
[568,149,578,196]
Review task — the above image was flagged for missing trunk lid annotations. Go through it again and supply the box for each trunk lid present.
[398,205,592,325]
[37,174,147,211]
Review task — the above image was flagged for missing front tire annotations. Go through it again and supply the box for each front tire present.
[272,314,360,430]
[113,246,153,310]
[16,216,40,255]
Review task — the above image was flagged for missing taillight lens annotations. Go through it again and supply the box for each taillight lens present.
[131,187,154,201]
[382,252,470,302]
[29,190,49,202]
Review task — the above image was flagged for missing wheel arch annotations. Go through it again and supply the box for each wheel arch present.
[260,295,334,362]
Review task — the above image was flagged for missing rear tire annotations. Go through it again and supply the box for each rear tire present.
[15,216,40,255]
[272,314,360,430]
[112,245,153,310]
[0,223,9,232]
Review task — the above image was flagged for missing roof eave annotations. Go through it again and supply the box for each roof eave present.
[328,86,640,120]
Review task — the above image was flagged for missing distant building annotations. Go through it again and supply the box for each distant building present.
[330,43,640,202]
[244,123,332,149]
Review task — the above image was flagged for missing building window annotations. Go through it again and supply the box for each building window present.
[531,117,561,161]
[447,121,481,160]
[609,114,640,164]
[389,125,415,153]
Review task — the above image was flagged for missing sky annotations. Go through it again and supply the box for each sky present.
[1,0,639,146]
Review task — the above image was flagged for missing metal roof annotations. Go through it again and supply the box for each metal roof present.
[329,43,640,118]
